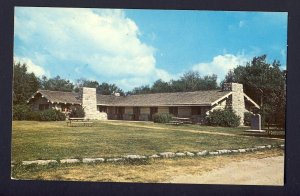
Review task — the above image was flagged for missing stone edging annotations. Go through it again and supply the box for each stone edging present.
[15,144,284,167]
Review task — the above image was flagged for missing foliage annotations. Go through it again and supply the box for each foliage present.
[13,62,41,105]
[206,109,241,127]
[222,55,286,127]
[127,71,218,95]
[13,104,32,120]
[97,82,124,95]
[244,112,254,126]
[74,79,99,92]
[40,76,74,92]
[69,107,85,118]
[152,113,173,123]
[39,109,66,121]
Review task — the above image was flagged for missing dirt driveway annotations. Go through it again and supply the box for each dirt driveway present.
[167,156,284,186]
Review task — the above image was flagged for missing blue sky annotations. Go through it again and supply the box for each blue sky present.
[14,7,287,91]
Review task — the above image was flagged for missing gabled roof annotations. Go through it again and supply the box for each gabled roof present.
[27,89,259,108]
[100,90,232,107]
[27,90,82,105]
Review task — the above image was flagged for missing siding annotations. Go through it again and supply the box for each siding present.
[178,106,191,117]
[31,97,51,111]
[140,107,150,114]
[158,107,169,114]
[125,107,133,114]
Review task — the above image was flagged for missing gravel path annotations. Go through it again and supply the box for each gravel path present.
[167,156,284,185]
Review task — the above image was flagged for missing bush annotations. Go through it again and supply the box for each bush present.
[153,113,173,123]
[206,108,241,127]
[13,104,31,120]
[244,112,254,126]
[69,107,85,118]
[39,109,66,121]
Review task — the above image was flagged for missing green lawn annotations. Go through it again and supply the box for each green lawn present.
[12,120,284,162]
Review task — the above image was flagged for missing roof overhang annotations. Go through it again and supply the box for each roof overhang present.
[244,93,260,109]
[210,92,232,106]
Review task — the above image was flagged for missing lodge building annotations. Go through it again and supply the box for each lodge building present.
[27,83,260,125]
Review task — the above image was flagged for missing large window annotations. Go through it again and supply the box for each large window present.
[39,104,49,111]
[98,106,107,113]
[169,107,178,116]
[191,106,201,115]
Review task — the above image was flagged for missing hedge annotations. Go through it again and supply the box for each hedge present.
[153,113,173,123]
[206,108,241,127]
[13,104,66,121]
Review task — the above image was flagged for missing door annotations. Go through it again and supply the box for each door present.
[150,107,158,121]
[116,107,125,120]
[133,107,140,121]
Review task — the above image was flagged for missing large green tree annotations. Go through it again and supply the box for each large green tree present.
[97,82,124,95]
[223,55,286,127]
[74,78,99,92]
[40,75,74,92]
[13,61,40,105]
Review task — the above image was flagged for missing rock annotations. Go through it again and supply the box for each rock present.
[159,152,175,158]
[82,158,105,163]
[22,160,58,166]
[209,151,219,155]
[217,149,230,154]
[196,150,208,156]
[185,152,194,156]
[106,158,124,162]
[231,150,239,153]
[175,152,186,157]
[256,146,266,149]
[280,144,285,149]
[60,159,80,164]
[149,154,160,158]
[124,155,146,159]
[238,149,246,153]
[266,145,272,149]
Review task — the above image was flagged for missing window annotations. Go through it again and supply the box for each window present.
[191,107,201,115]
[39,104,49,111]
[98,106,107,113]
[169,107,178,116]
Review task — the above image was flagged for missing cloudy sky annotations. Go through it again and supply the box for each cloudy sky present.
[14,7,287,91]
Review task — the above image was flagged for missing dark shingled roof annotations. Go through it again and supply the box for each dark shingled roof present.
[29,89,232,106]
[99,90,231,107]
[29,90,82,104]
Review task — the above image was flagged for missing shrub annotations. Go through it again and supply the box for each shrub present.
[153,113,173,123]
[206,108,241,127]
[69,107,85,118]
[13,104,31,120]
[244,112,254,126]
[39,109,66,121]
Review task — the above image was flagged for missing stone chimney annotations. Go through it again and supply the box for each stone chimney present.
[81,87,101,120]
[223,83,245,125]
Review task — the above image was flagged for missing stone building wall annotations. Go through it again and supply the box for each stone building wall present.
[223,83,245,125]
[82,87,107,120]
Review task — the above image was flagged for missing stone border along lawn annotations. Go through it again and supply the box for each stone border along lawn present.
[14,144,284,167]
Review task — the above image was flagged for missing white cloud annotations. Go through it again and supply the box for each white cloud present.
[14,57,47,77]
[192,54,249,82]
[14,7,171,90]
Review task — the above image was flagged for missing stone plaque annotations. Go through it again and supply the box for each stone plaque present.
[251,114,261,130]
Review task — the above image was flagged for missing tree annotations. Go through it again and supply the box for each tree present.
[151,79,171,93]
[74,78,99,92]
[97,82,124,95]
[40,75,74,92]
[128,85,152,95]
[223,55,286,127]
[13,61,41,105]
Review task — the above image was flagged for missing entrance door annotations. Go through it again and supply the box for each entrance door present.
[133,107,140,121]
[116,107,125,120]
[150,107,158,121]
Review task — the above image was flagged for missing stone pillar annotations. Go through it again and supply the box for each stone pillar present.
[81,87,106,120]
[223,83,245,126]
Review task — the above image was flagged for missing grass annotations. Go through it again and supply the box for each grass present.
[12,120,284,162]
[12,149,284,182]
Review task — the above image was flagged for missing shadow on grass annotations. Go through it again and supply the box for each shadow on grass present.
[241,133,285,139]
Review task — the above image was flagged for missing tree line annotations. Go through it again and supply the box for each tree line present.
[13,54,286,127]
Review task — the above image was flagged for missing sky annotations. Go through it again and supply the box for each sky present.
[14,7,287,91]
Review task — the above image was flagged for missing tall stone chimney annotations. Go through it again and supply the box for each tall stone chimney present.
[223,83,245,125]
[81,87,101,120]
